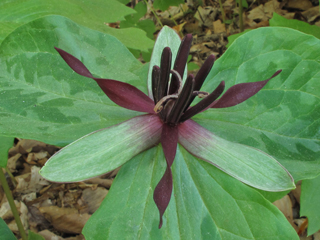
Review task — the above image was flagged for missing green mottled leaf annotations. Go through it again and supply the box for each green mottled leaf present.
[83,145,299,240]
[0,15,147,146]
[0,137,13,167]
[179,120,295,191]
[40,115,162,182]
[198,27,320,181]
[0,217,17,240]
[270,13,320,39]
[0,0,154,51]
[28,231,45,240]
[300,175,320,235]
[153,0,185,11]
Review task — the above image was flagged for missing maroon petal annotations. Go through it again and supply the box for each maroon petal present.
[55,47,155,113]
[154,124,178,228]
[94,78,155,113]
[55,47,93,78]
[211,70,282,108]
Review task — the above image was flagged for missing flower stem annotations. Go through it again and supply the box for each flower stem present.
[0,167,27,240]
[239,0,244,32]
[218,0,226,23]
[143,0,163,28]
[5,166,17,186]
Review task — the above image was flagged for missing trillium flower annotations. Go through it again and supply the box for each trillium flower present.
[40,28,295,229]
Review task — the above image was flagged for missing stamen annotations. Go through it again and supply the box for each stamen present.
[154,94,179,113]
[193,91,209,98]
[169,34,193,94]
[166,74,194,125]
[152,66,161,104]
[170,69,183,95]
[159,47,172,100]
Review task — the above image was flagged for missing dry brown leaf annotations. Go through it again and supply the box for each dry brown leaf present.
[0,200,29,233]
[302,6,320,22]
[84,177,113,188]
[39,206,91,234]
[38,229,64,240]
[291,183,301,204]
[81,187,108,214]
[286,0,313,11]
[213,20,226,33]
[273,195,298,231]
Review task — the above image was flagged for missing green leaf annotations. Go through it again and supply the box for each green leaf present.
[83,145,299,240]
[270,13,320,39]
[40,115,162,182]
[28,231,45,240]
[0,218,17,240]
[198,27,320,181]
[0,0,154,52]
[147,26,186,98]
[0,15,147,146]
[120,2,156,40]
[300,175,320,235]
[226,29,251,48]
[179,120,295,191]
[153,0,185,11]
[0,137,13,167]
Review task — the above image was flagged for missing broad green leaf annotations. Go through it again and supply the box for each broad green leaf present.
[40,115,162,182]
[0,15,147,146]
[147,26,186,98]
[300,175,320,235]
[28,231,45,240]
[198,27,320,181]
[0,217,17,240]
[153,0,185,11]
[179,120,295,191]
[270,13,320,39]
[83,145,299,240]
[0,137,13,167]
[0,0,154,52]
[226,29,251,48]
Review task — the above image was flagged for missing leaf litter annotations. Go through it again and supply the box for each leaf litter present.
[1,0,320,239]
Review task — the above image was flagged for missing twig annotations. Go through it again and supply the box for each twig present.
[218,0,226,23]
[239,0,244,32]
[0,168,27,240]
[143,0,163,28]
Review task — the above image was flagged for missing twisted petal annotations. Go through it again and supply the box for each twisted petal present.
[55,47,154,113]
[211,70,282,108]
[40,114,162,182]
[178,120,295,191]
[154,124,178,228]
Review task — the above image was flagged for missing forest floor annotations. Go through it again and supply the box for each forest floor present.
[1,0,320,239]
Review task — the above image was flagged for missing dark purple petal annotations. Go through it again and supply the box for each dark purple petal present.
[55,47,93,78]
[169,34,193,94]
[154,124,178,228]
[94,78,155,113]
[55,47,155,113]
[181,81,225,122]
[211,70,282,108]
